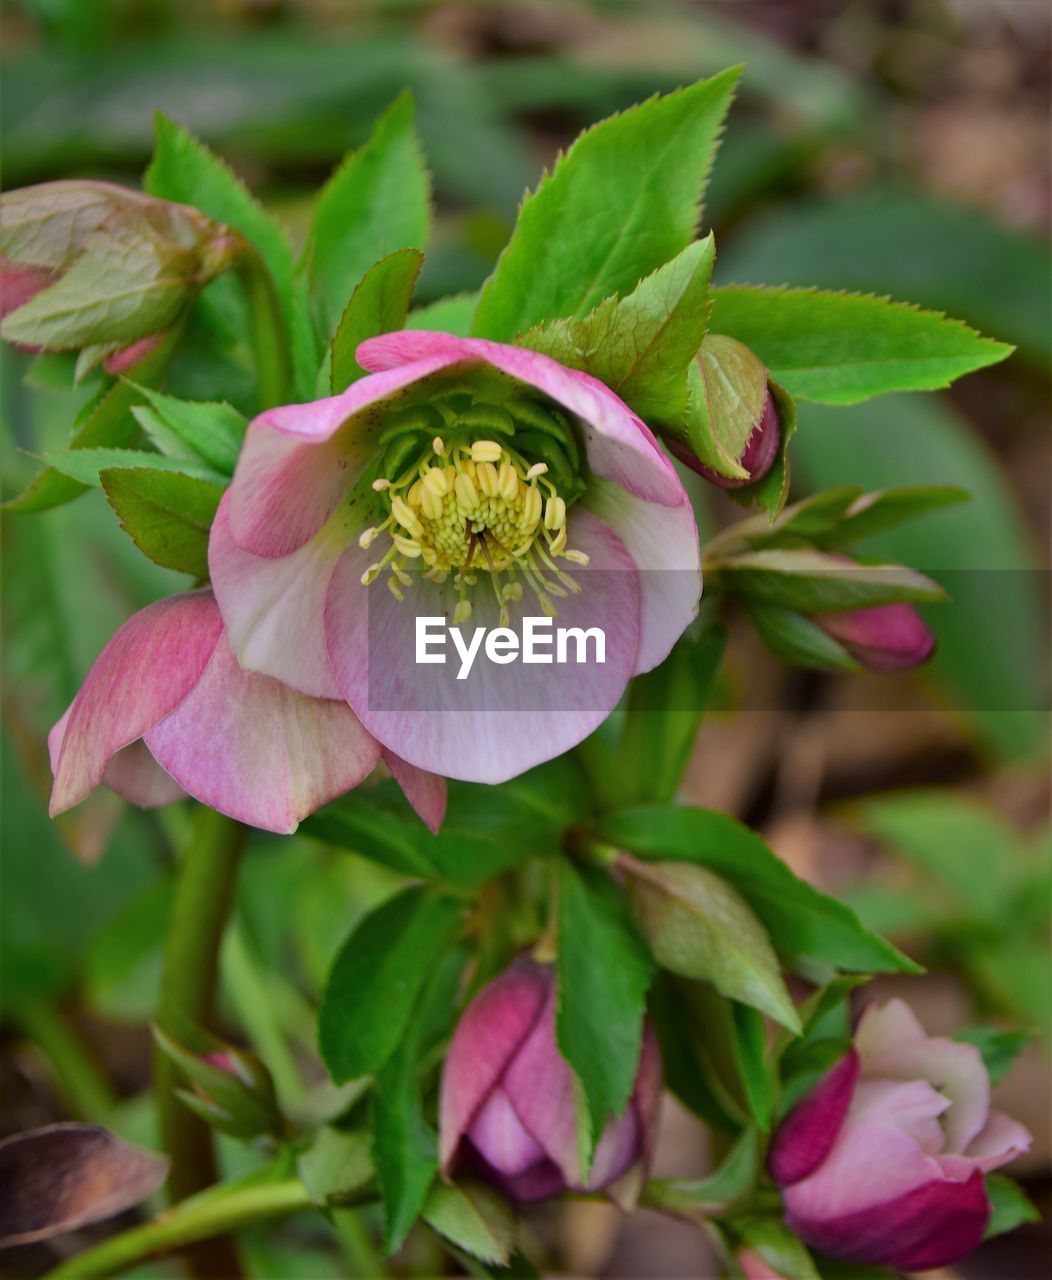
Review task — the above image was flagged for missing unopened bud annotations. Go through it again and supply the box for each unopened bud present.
[814,601,935,671]
[102,333,166,376]
[694,389,781,489]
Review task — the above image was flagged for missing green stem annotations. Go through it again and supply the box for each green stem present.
[154,807,248,1276]
[45,1179,314,1280]
[332,1208,385,1278]
[15,1002,117,1124]
[236,251,291,409]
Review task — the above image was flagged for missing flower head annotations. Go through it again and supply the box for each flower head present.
[47,590,444,835]
[439,960,661,1203]
[769,998,1031,1271]
[210,331,701,783]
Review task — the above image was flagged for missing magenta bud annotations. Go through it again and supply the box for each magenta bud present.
[103,333,166,376]
[769,999,1031,1272]
[814,602,936,671]
[439,959,661,1203]
[698,389,782,489]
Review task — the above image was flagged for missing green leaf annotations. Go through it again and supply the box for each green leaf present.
[1,235,191,351]
[101,467,223,577]
[744,376,796,518]
[734,1217,820,1280]
[519,236,715,422]
[622,856,799,1032]
[744,601,861,673]
[317,888,461,1083]
[730,1003,776,1127]
[309,92,431,338]
[983,1173,1040,1240]
[792,395,1046,761]
[714,548,947,612]
[473,69,740,340]
[128,383,246,473]
[330,249,424,394]
[708,286,1012,404]
[372,1040,439,1254]
[556,860,655,1172]
[819,486,970,548]
[954,1027,1029,1087]
[642,1125,759,1219]
[649,974,740,1132]
[297,1127,374,1206]
[41,447,226,488]
[618,624,726,804]
[146,113,316,399]
[4,327,180,513]
[680,332,768,480]
[409,293,477,336]
[423,1181,515,1267]
[597,807,919,977]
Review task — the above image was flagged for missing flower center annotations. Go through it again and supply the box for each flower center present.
[358,391,590,624]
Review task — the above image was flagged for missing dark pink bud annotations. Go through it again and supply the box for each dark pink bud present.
[103,333,166,376]
[439,959,661,1203]
[0,258,56,353]
[695,389,781,489]
[769,999,1031,1272]
[814,602,936,671]
[201,1051,236,1073]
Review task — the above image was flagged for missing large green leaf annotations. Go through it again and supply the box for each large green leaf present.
[330,249,423,394]
[146,113,317,399]
[598,807,917,977]
[473,69,740,340]
[708,287,1012,404]
[101,467,223,577]
[719,188,1051,372]
[317,888,461,1083]
[792,394,1046,760]
[309,92,431,339]
[556,860,655,1171]
[372,1039,439,1255]
[519,236,714,423]
[128,384,245,474]
[713,548,946,612]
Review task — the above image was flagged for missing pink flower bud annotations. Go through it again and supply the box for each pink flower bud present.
[0,258,56,352]
[439,959,661,1202]
[694,389,782,490]
[814,601,935,671]
[769,999,1031,1272]
[102,333,166,376]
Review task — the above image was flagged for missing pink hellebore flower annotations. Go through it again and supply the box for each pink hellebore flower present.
[47,590,444,835]
[769,999,1032,1272]
[439,960,661,1203]
[209,331,701,784]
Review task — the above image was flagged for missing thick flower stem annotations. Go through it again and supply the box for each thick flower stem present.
[236,250,291,410]
[44,1178,314,1280]
[154,807,248,1278]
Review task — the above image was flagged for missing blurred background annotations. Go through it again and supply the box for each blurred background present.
[1,1,1049,1276]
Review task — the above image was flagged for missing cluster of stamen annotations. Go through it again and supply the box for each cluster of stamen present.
[358,392,589,624]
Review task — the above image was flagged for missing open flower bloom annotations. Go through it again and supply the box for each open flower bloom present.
[48,590,444,835]
[439,960,661,1204]
[210,331,701,784]
[769,999,1032,1272]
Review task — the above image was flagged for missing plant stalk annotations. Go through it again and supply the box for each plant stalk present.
[154,806,248,1277]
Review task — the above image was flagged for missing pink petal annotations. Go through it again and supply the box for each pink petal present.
[769,1052,859,1188]
[381,748,447,834]
[502,978,580,1186]
[495,1159,566,1203]
[848,1079,949,1155]
[101,742,186,808]
[209,493,343,699]
[325,510,640,784]
[49,593,223,816]
[786,1165,989,1272]
[144,631,379,835]
[584,475,701,673]
[439,961,551,1173]
[856,999,989,1153]
[357,332,686,507]
[962,1108,1032,1172]
[227,354,463,558]
[586,1106,640,1191]
[468,1089,546,1177]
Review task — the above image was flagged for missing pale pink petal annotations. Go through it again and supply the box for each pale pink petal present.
[468,1089,546,1177]
[209,493,343,699]
[102,742,186,808]
[325,511,640,784]
[962,1109,1032,1172]
[856,999,989,1153]
[586,1107,640,1190]
[381,748,447,833]
[439,960,551,1172]
[49,593,223,816]
[357,332,685,507]
[144,632,379,835]
[227,354,464,557]
[848,1079,949,1155]
[583,475,701,673]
